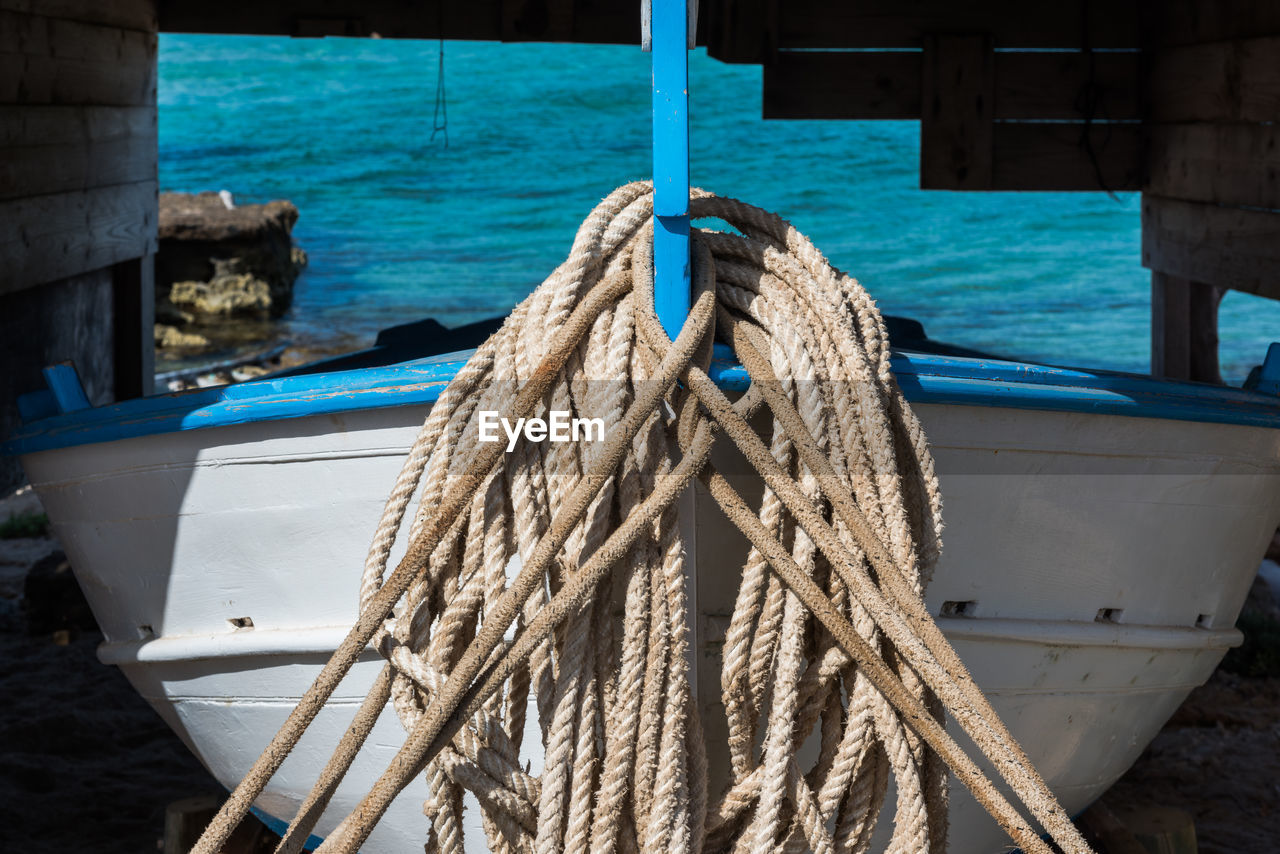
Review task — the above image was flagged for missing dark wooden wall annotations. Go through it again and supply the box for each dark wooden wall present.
[1143,5,1280,381]
[704,0,1147,192]
[0,0,158,491]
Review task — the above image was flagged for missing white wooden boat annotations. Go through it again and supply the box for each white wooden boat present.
[7,337,1280,853]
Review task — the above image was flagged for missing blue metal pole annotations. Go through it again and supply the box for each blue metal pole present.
[651,0,691,342]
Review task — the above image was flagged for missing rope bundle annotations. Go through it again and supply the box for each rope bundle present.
[193,184,1095,854]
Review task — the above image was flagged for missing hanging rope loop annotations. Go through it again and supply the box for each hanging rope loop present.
[193,183,1094,854]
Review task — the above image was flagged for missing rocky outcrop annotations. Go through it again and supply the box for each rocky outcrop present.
[154,324,210,350]
[155,192,307,355]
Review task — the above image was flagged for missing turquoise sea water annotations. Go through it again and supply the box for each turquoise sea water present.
[159,35,1280,381]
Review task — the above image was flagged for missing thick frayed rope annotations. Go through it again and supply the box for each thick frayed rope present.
[192,183,1095,854]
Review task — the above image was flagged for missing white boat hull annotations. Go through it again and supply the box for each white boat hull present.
[20,399,1280,852]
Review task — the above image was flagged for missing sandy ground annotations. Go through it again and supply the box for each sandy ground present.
[1103,671,1280,853]
[0,629,223,852]
[0,549,223,849]
[1,491,1277,852]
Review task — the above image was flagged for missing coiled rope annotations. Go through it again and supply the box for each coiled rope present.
[193,183,1095,854]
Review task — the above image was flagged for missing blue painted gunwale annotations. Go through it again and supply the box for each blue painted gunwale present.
[5,345,1280,457]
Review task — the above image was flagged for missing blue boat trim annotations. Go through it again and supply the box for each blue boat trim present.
[5,345,1280,457]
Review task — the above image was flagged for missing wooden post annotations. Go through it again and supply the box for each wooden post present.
[1151,272,1222,384]
[1152,272,1190,380]
[1188,279,1224,384]
[112,252,156,399]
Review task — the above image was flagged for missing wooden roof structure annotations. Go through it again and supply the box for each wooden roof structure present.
[2,0,1279,487]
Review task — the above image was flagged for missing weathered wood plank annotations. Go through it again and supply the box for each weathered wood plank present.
[0,106,155,200]
[1148,124,1280,211]
[0,11,155,63]
[291,17,367,37]
[994,50,1140,120]
[778,0,1141,49]
[921,35,994,190]
[158,0,637,44]
[1149,37,1280,123]
[762,50,1140,121]
[764,53,1142,190]
[0,132,155,200]
[502,0,574,42]
[0,52,157,106]
[763,52,920,119]
[1145,0,1280,48]
[159,0,500,39]
[702,0,776,64]
[0,181,157,294]
[990,123,1143,191]
[0,104,152,144]
[0,12,157,105]
[0,0,155,32]
[1142,195,1280,298]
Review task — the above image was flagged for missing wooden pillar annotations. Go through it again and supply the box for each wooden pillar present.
[112,253,157,399]
[1151,272,1222,383]
[1143,18,1280,381]
[1151,272,1189,380]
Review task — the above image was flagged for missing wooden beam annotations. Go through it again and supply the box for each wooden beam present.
[0,180,158,294]
[994,50,1140,120]
[0,0,156,33]
[1142,195,1280,299]
[502,0,574,42]
[763,50,1140,121]
[778,0,1141,50]
[0,105,156,200]
[0,11,157,106]
[1144,0,1280,48]
[1148,123,1280,211]
[990,123,1143,192]
[291,17,367,37]
[159,0,498,39]
[0,12,156,67]
[921,34,994,190]
[702,0,776,64]
[762,49,1146,190]
[158,0,639,44]
[0,104,152,145]
[1149,37,1280,123]
[763,52,920,119]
